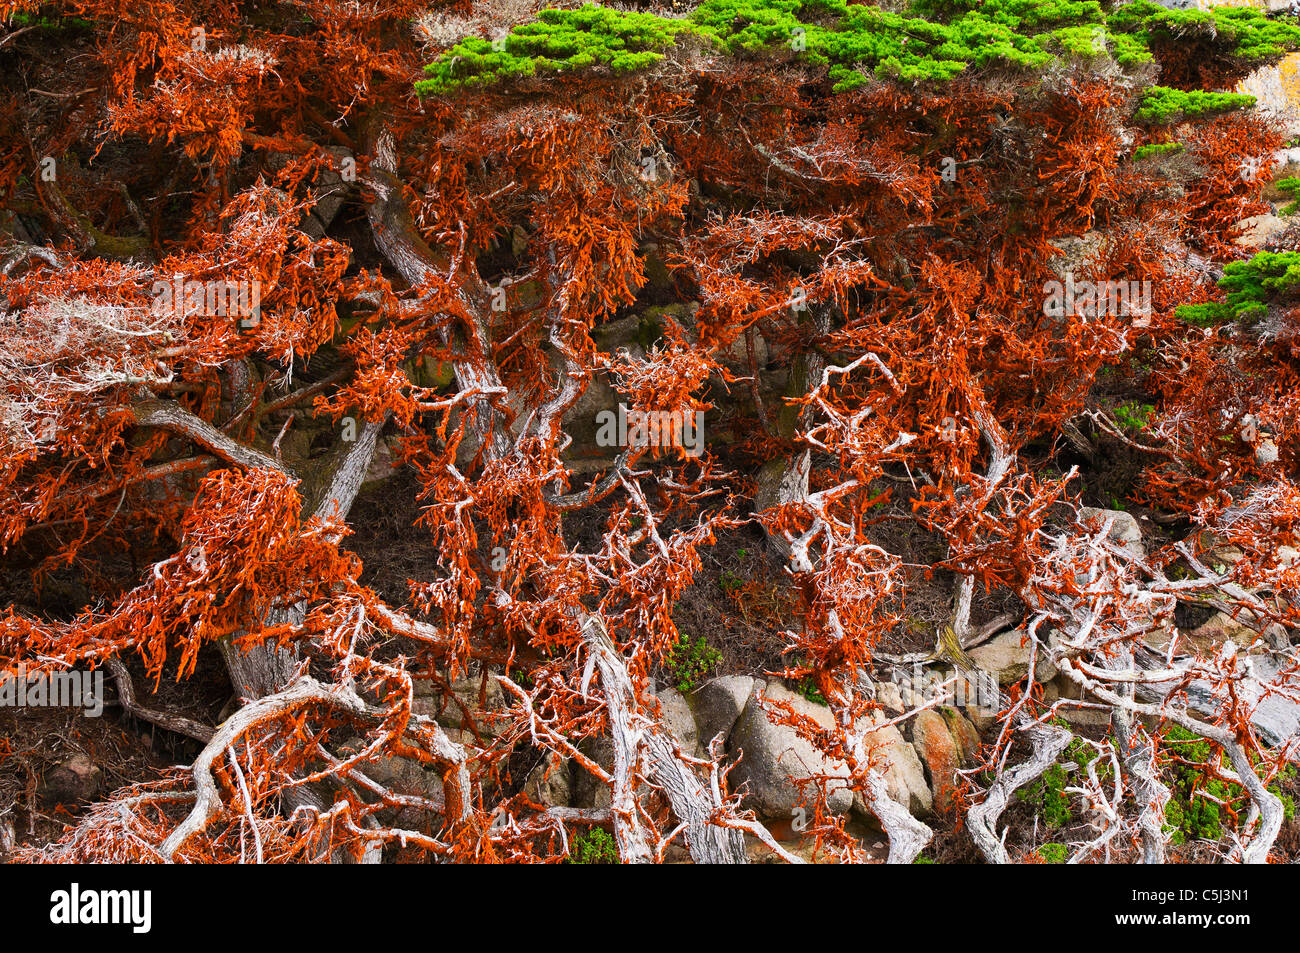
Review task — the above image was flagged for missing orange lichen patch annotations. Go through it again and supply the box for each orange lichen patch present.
[1236,51,1300,116]
[912,710,961,814]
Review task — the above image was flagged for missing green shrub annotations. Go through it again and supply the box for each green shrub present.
[8,11,95,30]
[567,827,620,864]
[1174,302,1234,327]
[1176,251,1300,326]
[1133,86,1256,124]
[1036,842,1068,863]
[1131,142,1183,162]
[666,635,722,693]
[419,0,1300,96]
[418,5,697,94]
[1161,724,1296,845]
[1276,176,1300,216]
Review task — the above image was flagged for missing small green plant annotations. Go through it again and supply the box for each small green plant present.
[1131,141,1184,162]
[665,635,722,693]
[718,568,745,594]
[1160,725,1296,846]
[788,658,827,705]
[1112,401,1153,433]
[567,827,620,864]
[793,677,826,706]
[1018,732,1102,829]
[636,311,665,350]
[1276,176,1300,215]
[1036,842,1068,864]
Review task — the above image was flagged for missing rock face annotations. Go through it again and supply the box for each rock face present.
[1078,506,1145,560]
[729,681,856,817]
[1237,654,1300,749]
[41,753,102,804]
[690,675,754,750]
[907,708,981,814]
[911,710,960,813]
[572,737,614,811]
[728,682,936,820]
[655,687,702,757]
[1236,49,1300,141]
[969,629,1059,686]
[362,436,398,486]
[524,752,573,809]
[429,674,506,736]
[941,707,982,766]
[1234,213,1290,250]
[855,711,933,818]
[1189,611,1261,650]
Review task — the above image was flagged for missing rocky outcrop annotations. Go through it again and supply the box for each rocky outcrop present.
[1235,213,1291,250]
[729,681,856,816]
[389,668,993,830]
[524,752,574,808]
[655,687,702,758]
[1078,506,1145,560]
[905,707,982,814]
[854,710,933,818]
[689,675,754,749]
[428,674,506,736]
[969,629,1060,686]
[41,753,102,804]
[726,681,937,821]
[941,707,982,765]
[910,709,961,813]
[1235,49,1300,142]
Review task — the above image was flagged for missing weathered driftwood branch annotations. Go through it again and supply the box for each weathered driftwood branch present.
[105,657,215,744]
[581,614,750,864]
[967,721,1074,864]
[1059,657,1285,864]
[1104,648,1171,864]
[161,673,472,862]
[133,400,285,473]
[161,675,367,860]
